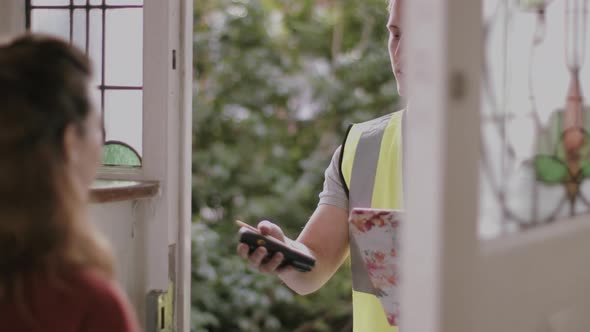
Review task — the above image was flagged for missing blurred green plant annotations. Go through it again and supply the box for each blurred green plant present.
[192,0,398,330]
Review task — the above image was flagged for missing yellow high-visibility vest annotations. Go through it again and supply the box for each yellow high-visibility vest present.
[340,110,404,332]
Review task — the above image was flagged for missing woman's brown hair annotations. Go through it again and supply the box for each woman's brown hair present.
[0,35,113,305]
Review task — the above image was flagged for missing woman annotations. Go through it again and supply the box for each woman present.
[0,35,140,332]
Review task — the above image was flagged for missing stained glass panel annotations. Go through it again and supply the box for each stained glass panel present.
[88,9,103,88]
[72,9,86,50]
[30,9,69,41]
[104,90,143,156]
[26,0,144,168]
[480,0,590,238]
[105,9,143,86]
[32,0,69,5]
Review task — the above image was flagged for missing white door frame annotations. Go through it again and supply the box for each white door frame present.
[402,0,482,331]
[0,1,25,42]
[176,0,193,330]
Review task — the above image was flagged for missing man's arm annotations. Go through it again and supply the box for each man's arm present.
[236,204,349,295]
[280,204,349,294]
[237,145,350,294]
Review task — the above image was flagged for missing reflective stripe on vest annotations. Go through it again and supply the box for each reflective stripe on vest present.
[340,111,404,332]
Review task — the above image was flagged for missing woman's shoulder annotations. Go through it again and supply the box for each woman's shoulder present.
[70,268,118,295]
[0,268,139,332]
[67,268,141,332]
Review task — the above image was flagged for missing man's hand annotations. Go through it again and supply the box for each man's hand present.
[235,205,349,295]
[236,220,293,274]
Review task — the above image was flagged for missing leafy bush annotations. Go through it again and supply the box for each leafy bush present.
[191,223,352,332]
[192,0,398,330]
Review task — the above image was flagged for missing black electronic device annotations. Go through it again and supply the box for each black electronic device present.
[237,221,316,272]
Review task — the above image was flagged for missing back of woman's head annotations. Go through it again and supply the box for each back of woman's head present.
[0,34,113,301]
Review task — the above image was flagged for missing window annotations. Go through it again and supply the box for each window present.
[479,0,590,238]
[26,0,144,167]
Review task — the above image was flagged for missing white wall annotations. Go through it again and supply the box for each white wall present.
[0,1,25,43]
[90,201,149,326]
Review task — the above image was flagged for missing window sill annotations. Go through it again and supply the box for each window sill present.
[90,179,160,203]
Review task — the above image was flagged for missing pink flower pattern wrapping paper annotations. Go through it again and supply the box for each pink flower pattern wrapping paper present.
[349,208,403,326]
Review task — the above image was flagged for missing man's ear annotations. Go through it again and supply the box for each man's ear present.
[62,123,80,164]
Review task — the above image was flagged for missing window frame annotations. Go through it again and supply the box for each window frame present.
[403,1,590,332]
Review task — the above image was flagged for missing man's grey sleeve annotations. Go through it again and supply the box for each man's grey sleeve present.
[318,146,349,211]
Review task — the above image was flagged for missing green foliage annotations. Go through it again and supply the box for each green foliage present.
[192,0,398,330]
[581,162,590,178]
[191,223,352,332]
[534,155,568,183]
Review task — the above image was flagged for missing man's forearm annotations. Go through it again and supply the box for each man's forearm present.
[277,245,328,295]
[277,205,350,295]
[277,239,341,295]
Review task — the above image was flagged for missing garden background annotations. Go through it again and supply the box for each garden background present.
[191,0,400,330]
